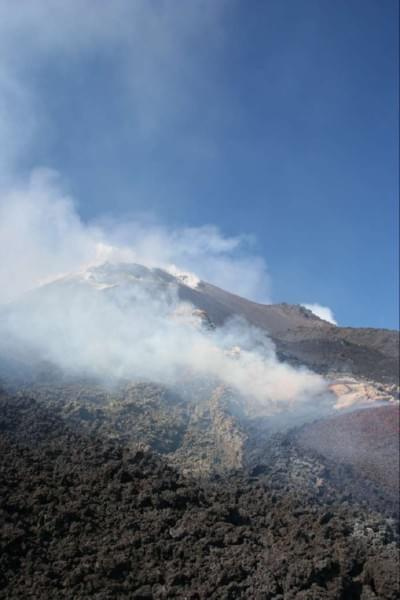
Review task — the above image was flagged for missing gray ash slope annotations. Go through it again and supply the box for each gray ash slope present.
[178,277,398,385]
[53,261,400,383]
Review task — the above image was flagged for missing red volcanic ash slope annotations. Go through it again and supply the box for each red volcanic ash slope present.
[296,405,399,502]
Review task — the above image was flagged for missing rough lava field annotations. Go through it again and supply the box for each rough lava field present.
[1,393,399,600]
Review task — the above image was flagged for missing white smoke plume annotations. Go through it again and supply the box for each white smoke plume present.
[2,279,327,408]
[0,169,330,413]
[302,303,338,325]
[0,1,332,416]
[0,168,270,304]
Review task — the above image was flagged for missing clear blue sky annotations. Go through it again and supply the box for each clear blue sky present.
[2,0,399,329]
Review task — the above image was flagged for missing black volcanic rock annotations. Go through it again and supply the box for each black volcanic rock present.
[0,393,399,599]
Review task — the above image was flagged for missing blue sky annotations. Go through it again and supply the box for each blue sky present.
[0,0,398,329]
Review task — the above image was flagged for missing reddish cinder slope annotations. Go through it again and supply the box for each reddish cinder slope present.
[296,405,399,502]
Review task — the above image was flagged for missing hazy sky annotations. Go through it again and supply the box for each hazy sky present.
[1,0,398,329]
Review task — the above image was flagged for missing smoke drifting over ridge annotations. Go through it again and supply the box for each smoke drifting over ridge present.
[0,169,270,305]
[0,169,329,413]
[0,1,337,415]
[302,303,337,326]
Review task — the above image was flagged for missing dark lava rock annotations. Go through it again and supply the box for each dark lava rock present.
[0,392,399,599]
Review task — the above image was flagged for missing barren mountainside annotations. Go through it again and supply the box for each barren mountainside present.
[0,262,398,599]
[180,279,399,385]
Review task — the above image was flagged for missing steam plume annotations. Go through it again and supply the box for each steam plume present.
[0,170,329,413]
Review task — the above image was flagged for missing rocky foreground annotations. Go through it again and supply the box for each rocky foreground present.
[1,393,399,599]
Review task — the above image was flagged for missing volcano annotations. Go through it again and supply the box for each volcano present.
[0,262,398,599]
